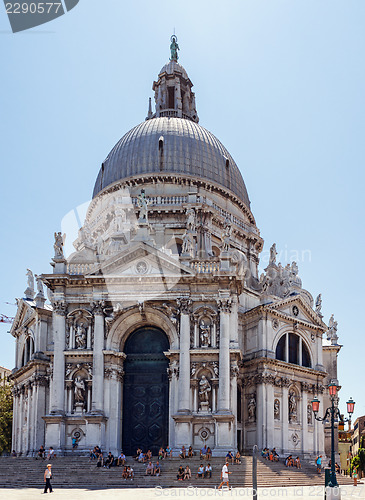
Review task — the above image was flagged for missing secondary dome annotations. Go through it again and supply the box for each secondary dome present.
[93,41,250,207]
[93,117,250,207]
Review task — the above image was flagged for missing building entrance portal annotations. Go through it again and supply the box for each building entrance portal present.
[122,326,169,456]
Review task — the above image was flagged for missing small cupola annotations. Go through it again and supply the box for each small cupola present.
[149,35,199,123]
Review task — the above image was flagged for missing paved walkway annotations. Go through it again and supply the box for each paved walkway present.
[1,486,365,500]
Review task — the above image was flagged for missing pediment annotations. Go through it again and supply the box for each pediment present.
[90,241,193,278]
[10,299,36,336]
[265,295,327,330]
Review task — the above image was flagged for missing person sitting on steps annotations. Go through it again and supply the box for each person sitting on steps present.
[196,464,205,478]
[146,461,154,475]
[188,445,194,458]
[183,465,191,480]
[122,466,129,480]
[177,465,184,480]
[206,447,212,460]
[154,460,161,476]
[205,463,212,478]
[180,446,186,459]
[235,451,241,464]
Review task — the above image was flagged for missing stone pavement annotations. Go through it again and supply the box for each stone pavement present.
[1,486,365,500]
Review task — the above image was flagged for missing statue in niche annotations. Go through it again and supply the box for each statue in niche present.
[274,399,280,420]
[186,208,196,232]
[137,190,149,223]
[182,230,194,256]
[54,232,65,258]
[199,320,211,347]
[75,323,87,349]
[74,377,85,404]
[248,394,256,421]
[220,219,232,252]
[315,294,322,316]
[289,391,297,422]
[269,243,277,265]
[307,404,313,425]
[198,375,211,403]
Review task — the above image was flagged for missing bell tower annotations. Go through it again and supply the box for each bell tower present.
[150,35,199,123]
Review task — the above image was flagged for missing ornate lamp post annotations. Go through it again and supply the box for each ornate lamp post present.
[311,382,355,494]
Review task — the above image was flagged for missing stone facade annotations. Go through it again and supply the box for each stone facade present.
[10,44,341,458]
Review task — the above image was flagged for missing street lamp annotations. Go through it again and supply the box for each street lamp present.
[311,382,355,495]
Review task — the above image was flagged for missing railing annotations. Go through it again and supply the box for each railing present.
[190,261,220,273]
[132,195,187,206]
[67,263,94,275]
[159,109,178,118]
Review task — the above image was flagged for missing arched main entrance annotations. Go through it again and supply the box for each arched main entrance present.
[122,326,169,456]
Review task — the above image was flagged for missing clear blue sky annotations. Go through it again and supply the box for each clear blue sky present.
[0,0,364,420]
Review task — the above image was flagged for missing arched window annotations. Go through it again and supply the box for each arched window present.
[21,336,35,366]
[275,333,311,368]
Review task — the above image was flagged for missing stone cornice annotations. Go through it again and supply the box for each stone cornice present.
[242,357,327,379]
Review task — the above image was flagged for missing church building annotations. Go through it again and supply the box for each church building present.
[10,38,341,457]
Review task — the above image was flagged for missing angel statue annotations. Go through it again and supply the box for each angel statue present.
[54,232,65,258]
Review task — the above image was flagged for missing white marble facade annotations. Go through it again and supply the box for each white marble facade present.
[10,47,340,458]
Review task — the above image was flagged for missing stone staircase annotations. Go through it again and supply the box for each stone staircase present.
[0,455,354,489]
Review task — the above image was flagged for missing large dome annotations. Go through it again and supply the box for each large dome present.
[93,117,250,207]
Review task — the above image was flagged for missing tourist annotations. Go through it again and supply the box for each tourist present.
[11,450,17,458]
[180,445,186,459]
[122,466,129,480]
[272,448,279,462]
[218,461,231,490]
[127,465,134,480]
[183,465,191,480]
[353,467,358,486]
[146,461,154,475]
[285,455,294,467]
[188,445,194,458]
[200,445,207,460]
[335,462,341,474]
[96,453,103,467]
[177,465,184,480]
[43,464,53,494]
[316,455,322,473]
[165,446,172,458]
[154,460,161,476]
[138,451,145,462]
[104,452,114,468]
[295,457,301,469]
[37,446,45,460]
[235,451,241,464]
[117,451,126,466]
[196,463,205,478]
[72,436,78,450]
[206,447,212,460]
[226,451,234,464]
[47,447,56,460]
[146,449,152,461]
[134,447,142,461]
[89,448,96,461]
[205,463,212,478]
[94,446,101,458]
[158,447,164,460]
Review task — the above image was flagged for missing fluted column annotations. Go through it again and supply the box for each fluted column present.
[92,302,105,413]
[217,298,231,413]
[177,298,191,413]
[51,301,67,414]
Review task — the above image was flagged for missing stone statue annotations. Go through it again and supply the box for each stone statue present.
[328,314,338,344]
[75,323,87,349]
[269,243,277,265]
[35,275,44,296]
[290,261,302,288]
[182,230,194,256]
[199,320,211,347]
[54,232,65,259]
[198,375,211,402]
[170,35,179,62]
[137,190,149,223]
[74,376,85,404]
[221,219,232,252]
[274,399,280,420]
[248,394,256,421]
[315,294,322,316]
[24,269,35,299]
[289,391,297,422]
[186,208,196,233]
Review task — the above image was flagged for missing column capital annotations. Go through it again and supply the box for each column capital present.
[92,300,105,316]
[217,297,232,313]
[176,297,192,315]
[53,300,67,316]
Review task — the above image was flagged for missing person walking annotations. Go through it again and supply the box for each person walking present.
[353,467,358,486]
[218,461,231,490]
[43,464,53,493]
[316,455,322,473]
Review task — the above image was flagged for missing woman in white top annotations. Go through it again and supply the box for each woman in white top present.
[43,464,52,493]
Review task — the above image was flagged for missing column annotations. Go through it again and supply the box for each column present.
[177,298,191,413]
[217,298,231,412]
[282,386,289,454]
[266,383,274,448]
[301,390,308,454]
[256,384,264,449]
[92,303,105,413]
[51,301,66,414]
